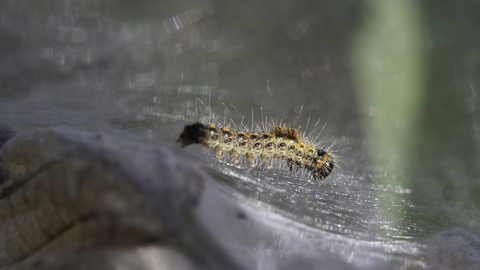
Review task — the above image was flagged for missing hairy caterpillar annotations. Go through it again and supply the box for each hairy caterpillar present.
[176,122,334,180]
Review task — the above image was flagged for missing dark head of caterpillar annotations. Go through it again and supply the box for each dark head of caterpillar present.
[177,122,334,181]
[176,122,206,148]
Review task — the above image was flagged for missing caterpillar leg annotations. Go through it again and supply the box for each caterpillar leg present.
[246,153,258,168]
[261,155,272,169]
[289,163,295,174]
[230,150,241,164]
[214,147,224,160]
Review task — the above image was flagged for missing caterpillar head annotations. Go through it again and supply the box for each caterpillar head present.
[176,122,206,148]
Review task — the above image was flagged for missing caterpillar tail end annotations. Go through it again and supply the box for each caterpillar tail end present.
[176,122,205,148]
[312,157,335,181]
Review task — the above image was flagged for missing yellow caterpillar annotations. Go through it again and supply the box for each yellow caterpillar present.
[176,122,334,180]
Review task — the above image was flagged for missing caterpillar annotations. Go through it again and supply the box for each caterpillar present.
[176,122,334,180]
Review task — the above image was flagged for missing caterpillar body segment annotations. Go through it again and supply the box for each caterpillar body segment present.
[177,122,334,180]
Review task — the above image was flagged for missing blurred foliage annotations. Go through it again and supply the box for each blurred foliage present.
[353,0,480,236]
